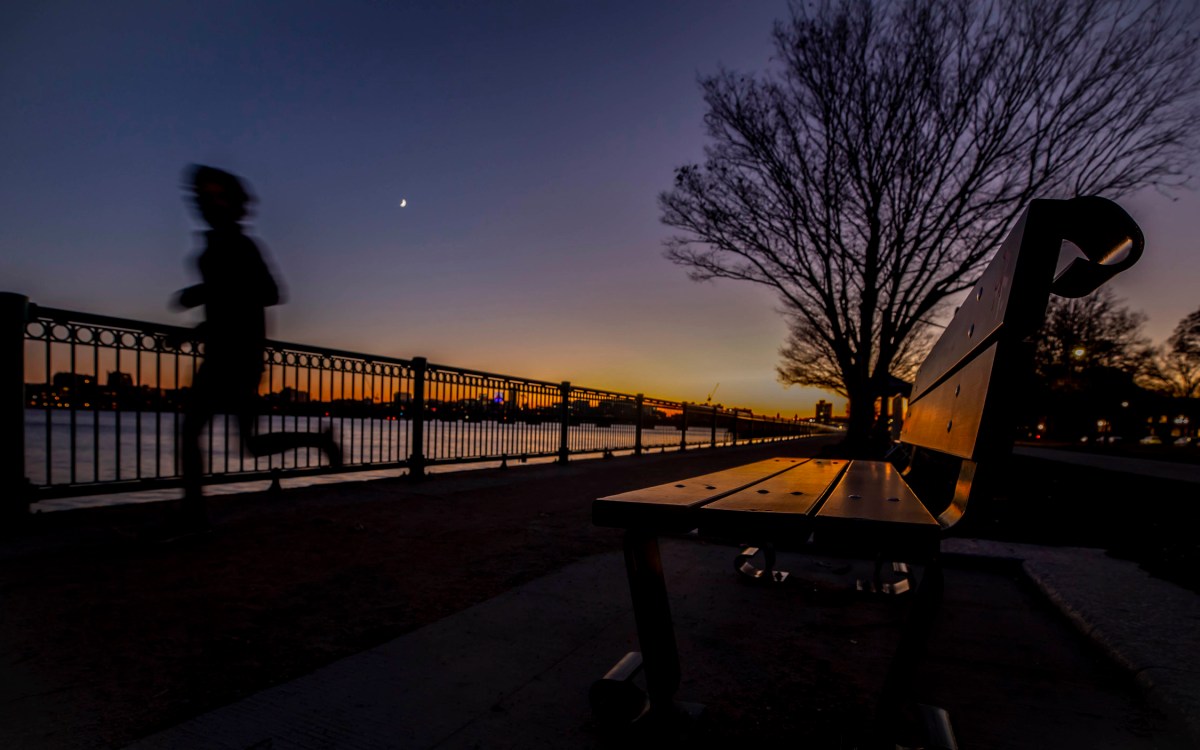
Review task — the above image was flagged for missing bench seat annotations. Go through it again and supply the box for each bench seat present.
[595,457,938,546]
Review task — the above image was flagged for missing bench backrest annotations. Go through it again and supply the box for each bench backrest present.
[898,196,1143,528]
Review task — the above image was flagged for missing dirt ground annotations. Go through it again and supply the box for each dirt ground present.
[1,437,1194,748]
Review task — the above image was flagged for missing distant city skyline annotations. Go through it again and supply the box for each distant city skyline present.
[4,2,1198,418]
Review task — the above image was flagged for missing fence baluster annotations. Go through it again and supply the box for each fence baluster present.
[0,293,29,520]
[679,403,688,451]
[409,357,426,479]
[558,382,570,464]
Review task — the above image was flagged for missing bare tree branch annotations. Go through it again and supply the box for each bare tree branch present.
[1138,307,1200,398]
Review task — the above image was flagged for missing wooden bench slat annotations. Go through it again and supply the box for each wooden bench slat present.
[598,458,806,508]
[814,460,936,527]
[592,457,806,530]
[900,343,998,460]
[701,458,847,515]
[695,458,848,538]
[909,221,1029,403]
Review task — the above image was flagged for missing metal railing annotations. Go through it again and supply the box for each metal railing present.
[1,292,828,511]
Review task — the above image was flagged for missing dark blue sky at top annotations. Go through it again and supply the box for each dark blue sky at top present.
[3,1,1198,415]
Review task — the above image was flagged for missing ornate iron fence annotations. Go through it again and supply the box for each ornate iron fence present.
[1,292,827,511]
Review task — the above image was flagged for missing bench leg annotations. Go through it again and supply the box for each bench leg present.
[622,530,682,717]
[856,557,914,595]
[735,544,790,583]
[871,555,946,749]
[589,651,649,725]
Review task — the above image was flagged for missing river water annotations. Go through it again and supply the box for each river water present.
[24,409,732,512]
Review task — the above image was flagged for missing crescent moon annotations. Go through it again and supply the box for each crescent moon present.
[399,198,407,208]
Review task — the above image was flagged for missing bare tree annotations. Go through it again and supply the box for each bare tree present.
[660,0,1200,451]
[1033,288,1147,385]
[1139,307,1200,398]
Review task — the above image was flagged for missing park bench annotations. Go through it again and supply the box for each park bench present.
[589,196,1144,747]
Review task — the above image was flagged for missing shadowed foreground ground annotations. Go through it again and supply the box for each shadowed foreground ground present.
[1,436,1195,748]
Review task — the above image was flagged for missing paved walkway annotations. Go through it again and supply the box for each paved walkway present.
[10,437,1196,748]
[128,539,1200,749]
[1014,445,1200,484]
[947,538,1200,747]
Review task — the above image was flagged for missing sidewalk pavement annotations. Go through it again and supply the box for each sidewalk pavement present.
[127,537,1200,749]
[948,538,1200,747]
[1014,445,1200,484]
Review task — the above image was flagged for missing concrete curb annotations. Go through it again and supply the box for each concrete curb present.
[945,539,1200,747]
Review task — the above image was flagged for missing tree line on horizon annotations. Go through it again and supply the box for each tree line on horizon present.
[1023,294,1199,442]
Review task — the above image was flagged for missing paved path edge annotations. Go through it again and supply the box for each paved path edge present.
[945,538,1200,747]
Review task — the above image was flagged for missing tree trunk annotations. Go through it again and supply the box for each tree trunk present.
[842,379,897,459]
[842,387,878,458]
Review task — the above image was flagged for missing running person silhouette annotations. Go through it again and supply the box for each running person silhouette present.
[176,166,341,528]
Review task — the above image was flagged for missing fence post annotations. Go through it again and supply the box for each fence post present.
[679,403,688,451]
[634,393,644,456]
[558,382,571,464]
[710,405,717,448]
[1,293,29,521]
[409,357,427,479]
[729,410,737,446]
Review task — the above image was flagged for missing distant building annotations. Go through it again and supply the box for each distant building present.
[277,387,310,403]
[815,400,833,423]
[53,372,96,390]
[887,395,908,440]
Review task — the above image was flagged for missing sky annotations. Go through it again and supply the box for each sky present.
[3,1,1198,418]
